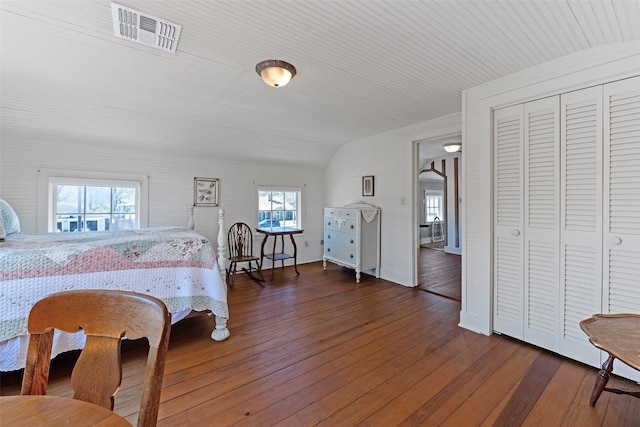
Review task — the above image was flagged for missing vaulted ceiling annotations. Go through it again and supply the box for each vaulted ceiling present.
[1,1,639,168]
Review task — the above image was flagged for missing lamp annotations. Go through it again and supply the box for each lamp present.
[443,142,462,153]
[255,59,297,87]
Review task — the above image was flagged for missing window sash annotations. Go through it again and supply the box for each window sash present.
[258,186,302,229]
[425,190,443,223]
[52,182,139,232]
[38,170,148,233]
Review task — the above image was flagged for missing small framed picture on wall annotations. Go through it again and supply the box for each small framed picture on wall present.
[193,177,219,206]
[362,175,374,197]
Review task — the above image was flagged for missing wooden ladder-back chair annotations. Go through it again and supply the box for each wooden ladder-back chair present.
[21,290,171,427]
[227,222,263,289]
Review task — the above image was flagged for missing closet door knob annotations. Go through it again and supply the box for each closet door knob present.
[511,229,520,236]
[609,236,622,245]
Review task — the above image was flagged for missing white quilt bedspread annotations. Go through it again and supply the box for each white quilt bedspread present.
[0,227,228,371]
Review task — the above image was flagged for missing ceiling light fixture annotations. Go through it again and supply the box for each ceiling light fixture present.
[255,59,297,87]
[443,142,462,153]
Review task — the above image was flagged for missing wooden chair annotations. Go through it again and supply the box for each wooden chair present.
[21,290,171,427]
[227,222,263,289]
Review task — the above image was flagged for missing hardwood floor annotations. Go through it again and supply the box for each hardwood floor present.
[2,260,640,426]
[418,247,461,301]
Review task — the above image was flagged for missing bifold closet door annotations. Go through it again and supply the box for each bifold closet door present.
[602,76,640,381]
[559,85,603,366]
[522,97,560,350]
[493,97,560,344]
[493,77,640,380]
[493,104,524,339]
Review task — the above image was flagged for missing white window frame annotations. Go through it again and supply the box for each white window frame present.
[37,169,149,233]
[424,189,443,223]
[257,185,304,229]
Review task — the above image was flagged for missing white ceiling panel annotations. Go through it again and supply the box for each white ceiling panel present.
[1,0,638,168]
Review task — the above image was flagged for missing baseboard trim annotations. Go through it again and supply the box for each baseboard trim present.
[444,246,461,255]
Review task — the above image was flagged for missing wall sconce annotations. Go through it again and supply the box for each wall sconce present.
[443,142,462,153]
[255,59,297,87]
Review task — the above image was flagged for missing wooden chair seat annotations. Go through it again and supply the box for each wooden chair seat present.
[21,290,171,427]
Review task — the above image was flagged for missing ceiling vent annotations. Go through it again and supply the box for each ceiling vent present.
[111,2,182,53]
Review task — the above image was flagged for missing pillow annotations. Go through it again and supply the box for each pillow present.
[0,198,20,235]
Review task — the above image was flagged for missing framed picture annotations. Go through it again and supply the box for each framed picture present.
[362,175,374,197]
[193,177,219,206]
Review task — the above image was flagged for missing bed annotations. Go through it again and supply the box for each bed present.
[0,199,229,372]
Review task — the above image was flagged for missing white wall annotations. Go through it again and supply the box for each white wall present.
[0,130,326,266]
[461,42,640,335]
[2,112,462,288]
[324,112,462,286]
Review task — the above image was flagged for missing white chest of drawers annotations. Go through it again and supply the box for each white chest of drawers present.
[322,204,381,283]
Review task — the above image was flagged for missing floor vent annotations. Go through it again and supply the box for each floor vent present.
[111,2,182,53]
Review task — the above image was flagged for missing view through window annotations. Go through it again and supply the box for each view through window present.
[54,183,138,232]
[258,187,301,229]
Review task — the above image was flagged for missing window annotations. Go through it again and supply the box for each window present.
[425,190,443,223]
[258,186,302,229]
[53,181,138,232]
[38,170,148,233]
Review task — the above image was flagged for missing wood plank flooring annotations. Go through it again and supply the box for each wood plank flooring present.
[418,247,461,301]
[2,260,640,426]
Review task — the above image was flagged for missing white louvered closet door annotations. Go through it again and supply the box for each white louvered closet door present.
[493,98,561,346]
[492,78,640,380]
[522,97,560,349]
[493,105,524,339]
[559,86,603,366]
[602,76,640,382]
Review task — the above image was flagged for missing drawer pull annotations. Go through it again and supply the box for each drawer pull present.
[350,224,354,230]
[350,254,354,259]
[350,239,354,244]
[327,234,331,239]
[327,248,331,252]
